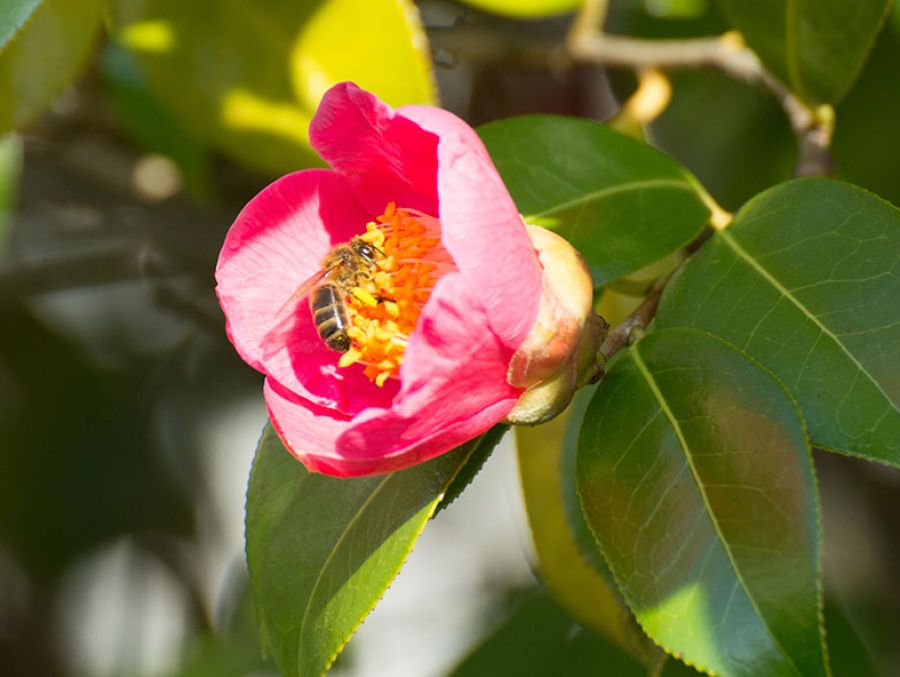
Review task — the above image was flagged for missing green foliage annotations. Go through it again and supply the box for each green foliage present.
[0,0,104,133]
[479,115,710,286]
[2,0,898,673]
[714,0,891,104]
[0,306,195,579]
[0,0,44,49]
[0,134,20,250]
[824,600,880,677]
[101,43,213,198]
[449,589,648,677]
[245,425,483,677]
[650,70,795,211]
[434,424,508,516]
[516,406,660,668]
[834,9,900,206]
[656,179,900,466]
[108,0,435,175]
[577,328,827,677]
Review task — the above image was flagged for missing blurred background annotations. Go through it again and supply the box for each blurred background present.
[1,1,898,675]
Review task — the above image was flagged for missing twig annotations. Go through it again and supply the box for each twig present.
[428,25,567,69]
[586,268,674,384]
[567,0,834,177]
[598,272,670,362]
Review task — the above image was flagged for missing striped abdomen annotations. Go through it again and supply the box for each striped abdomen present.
[310,284,351,352]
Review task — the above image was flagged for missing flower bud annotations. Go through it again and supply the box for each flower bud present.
[505,225,607,425]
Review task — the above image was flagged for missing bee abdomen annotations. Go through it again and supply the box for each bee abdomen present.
[310,284,351,352]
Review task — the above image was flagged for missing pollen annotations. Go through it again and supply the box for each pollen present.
[340,203,455,386]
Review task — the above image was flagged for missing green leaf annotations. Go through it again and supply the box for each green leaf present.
[833,8,900,206]
[650,69,794,212]
[435,424,507,516]
[714,0,892,104]
[110,0,435,176]
[449,588,647,677]
[577,328,827,677]
[454,0,582,18]
[0,0,43,49]
[246,425,479,677]
[516,404,660,668]
[478,115,711,286]
[656,178,900,467]
[177,580,274,677]
[824,600,879,677]
[0,134,21,251]
[100,42,213,199]
[0,0,104,133]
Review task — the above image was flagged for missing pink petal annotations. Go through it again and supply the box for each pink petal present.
[309,82,439,216]
[265,274,520,477]
[334,273,521,474]
[215,169,397,414]
[399,104,543,351]
[264,377,354,475]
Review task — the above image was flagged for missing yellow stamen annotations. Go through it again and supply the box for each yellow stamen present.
[351,287,379,307]
[342,202,454,386]
[338,348,362,369]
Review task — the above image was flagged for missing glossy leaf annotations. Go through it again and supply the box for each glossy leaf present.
[435,424,507,516]
[577,328,827,677]
[450,589,646,677]
[246,425,480,677]
[455,0,582,18]
[656,178,900,466]
[714,0,891,104]
[0,0,104,133]
[516,408,658,667]
[110,0,435,175]
[478,115,710,286]
[556,387,617,576]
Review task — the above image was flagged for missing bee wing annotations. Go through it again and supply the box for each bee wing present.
[261,268,331,355]
[274,268,329,318]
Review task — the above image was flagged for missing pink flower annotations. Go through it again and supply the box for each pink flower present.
[216,83,560,477]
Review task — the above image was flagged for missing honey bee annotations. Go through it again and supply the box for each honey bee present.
[274,237,382,352]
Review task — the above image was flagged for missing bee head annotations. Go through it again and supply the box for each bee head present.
[351,238,381,263]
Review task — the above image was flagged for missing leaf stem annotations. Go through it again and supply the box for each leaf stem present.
[567,0,835,177]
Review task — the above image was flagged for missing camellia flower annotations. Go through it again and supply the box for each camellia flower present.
[216,82,599,477]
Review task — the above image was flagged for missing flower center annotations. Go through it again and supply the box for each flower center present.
[338,203,454,386]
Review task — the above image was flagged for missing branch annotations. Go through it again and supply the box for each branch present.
[568,0,834,177]
[598,273,669,361]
